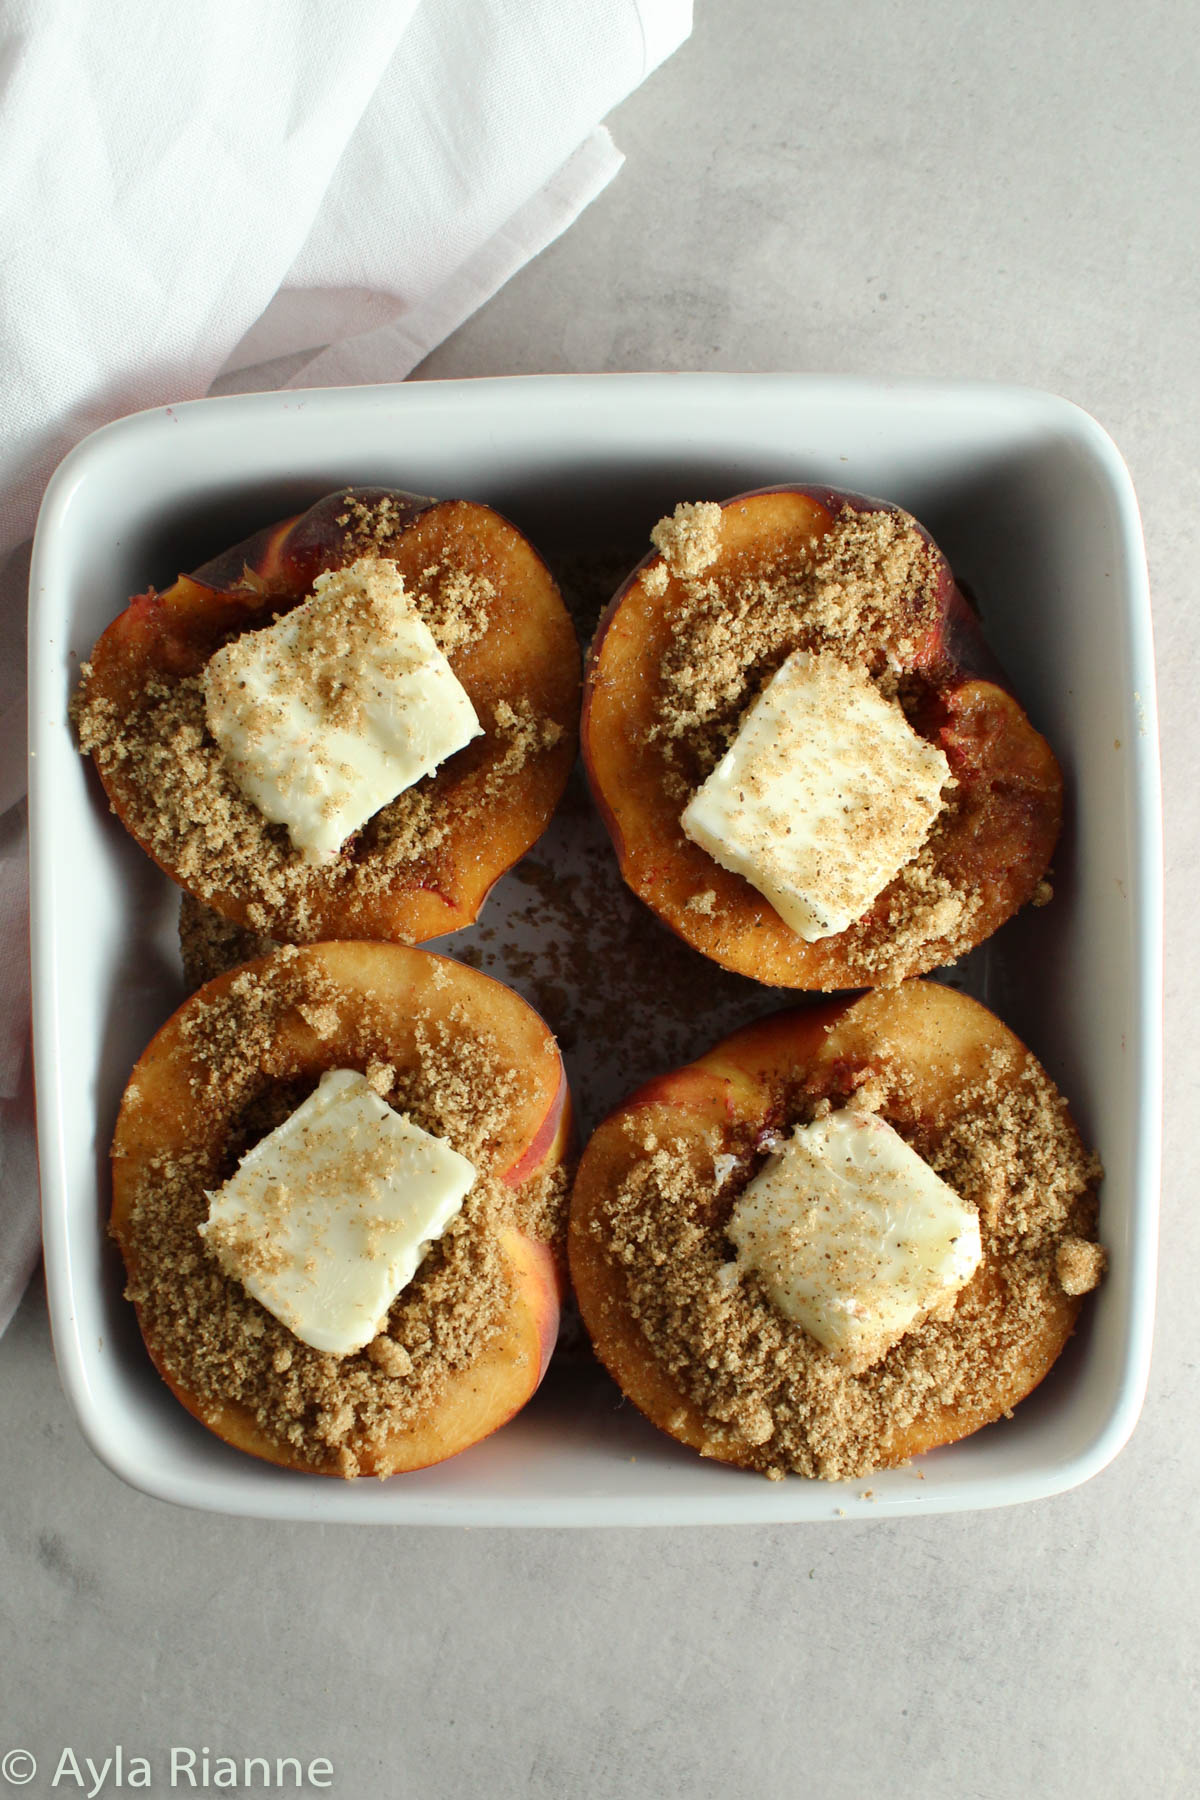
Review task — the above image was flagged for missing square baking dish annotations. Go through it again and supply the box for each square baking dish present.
[29,374,1161,1523]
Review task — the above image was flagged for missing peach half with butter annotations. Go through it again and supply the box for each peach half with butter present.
[569,982,1104,1480]
[581,487,1063,989]
[74,487,580,945]
[111,942,571,1477]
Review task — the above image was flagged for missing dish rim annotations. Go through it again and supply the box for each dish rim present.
[28,371,1162,1525]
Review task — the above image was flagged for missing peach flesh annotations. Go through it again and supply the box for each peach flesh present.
[569,982,1093,1476]
[81,488,581,945]
[111,942,571,1477]
[581,487,1062,990]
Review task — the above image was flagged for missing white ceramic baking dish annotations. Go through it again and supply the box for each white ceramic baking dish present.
[29,374,1160,1523]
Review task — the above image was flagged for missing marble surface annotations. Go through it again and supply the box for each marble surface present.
[4,3,1197,1795]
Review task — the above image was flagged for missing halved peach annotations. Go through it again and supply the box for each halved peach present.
[569,981,1101,1479]
[582,488,1062,989]
[78,488,580,944]
[112,942,571,1477]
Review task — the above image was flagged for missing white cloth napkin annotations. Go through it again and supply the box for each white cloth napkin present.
[0,0,692,1335]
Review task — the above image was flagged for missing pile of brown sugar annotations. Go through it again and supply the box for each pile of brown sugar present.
[73,505,562,939]
[588,1044,1103,1480]
[641,500,983,978]
[116,949,567,1477]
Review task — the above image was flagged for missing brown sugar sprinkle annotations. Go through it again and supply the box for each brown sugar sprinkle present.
[651,502,941,771]
[708,650,953,942]
[451,784,764,1128]
[203,558,442,747]
[686,889,718,917]
[862,837,982,977]
[647,501,724,585]
[116,951,568,1473]
[1056,1236,1107,1296]
[366,1336,413,1377]
[365,1057,396,1096]
[325,497,496,652]
[72,500,556,938]
[483,700,564,795]
[638,501,983,981]
[178,893,276,990]
[594,1048,1102,1480]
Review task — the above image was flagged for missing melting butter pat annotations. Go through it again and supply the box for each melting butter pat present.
[680,650,952,941]
[200,1069,476,1357]
[203,556,481,862]
[727,1108,981,1369]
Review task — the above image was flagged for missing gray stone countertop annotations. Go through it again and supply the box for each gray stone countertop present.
[3,4,1196,1796]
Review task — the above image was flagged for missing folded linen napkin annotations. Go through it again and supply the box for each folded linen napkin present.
[0,0,692,1336]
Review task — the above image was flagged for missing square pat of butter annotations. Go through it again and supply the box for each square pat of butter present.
[726,1108,982,1369]
[203,556,481,863]
[200,1069,477,1357]
[680,649,952,941]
